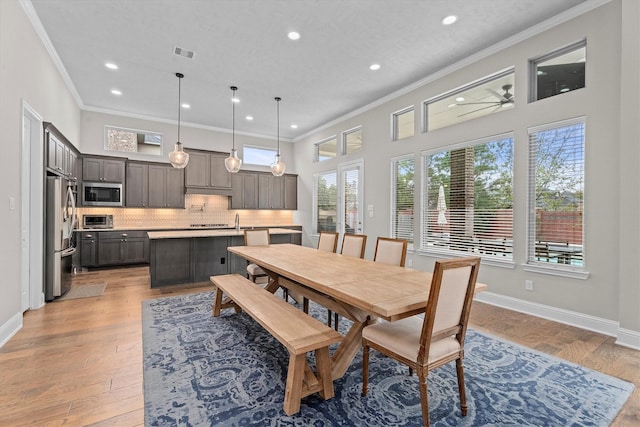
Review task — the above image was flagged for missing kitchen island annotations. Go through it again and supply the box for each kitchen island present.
[147,228,302,287]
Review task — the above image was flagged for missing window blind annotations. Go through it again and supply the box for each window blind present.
[315,171,337,233]
[527,118,585,267]
[392,157,414,245]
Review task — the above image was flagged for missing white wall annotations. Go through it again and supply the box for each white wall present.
[293,0,639,346]
[0,0,81,343]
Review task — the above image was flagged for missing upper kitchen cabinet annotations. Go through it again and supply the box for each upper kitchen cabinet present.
[44,122,79,181]
[231,171,297,210]
[148,164,185,208]
[284,174,297,210]
[184,149,232,195]
[125,161,149,207]
[230,171,259,209]
[82,155,125,183]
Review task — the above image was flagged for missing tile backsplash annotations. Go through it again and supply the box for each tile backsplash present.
[77,194,295,229]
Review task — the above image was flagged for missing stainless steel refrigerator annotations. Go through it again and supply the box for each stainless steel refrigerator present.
[45,176,76,300]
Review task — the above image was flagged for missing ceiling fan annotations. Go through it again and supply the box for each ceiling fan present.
[457,84,514,117]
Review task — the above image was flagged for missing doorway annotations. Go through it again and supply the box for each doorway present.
[21,101,45,311]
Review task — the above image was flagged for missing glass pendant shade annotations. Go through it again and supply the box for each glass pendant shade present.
[225,86,242,173]
[270,154,286,176]
[169,142,189,168]
[225,148,242,173]
[271,96,286,176]
[169,72,189,168]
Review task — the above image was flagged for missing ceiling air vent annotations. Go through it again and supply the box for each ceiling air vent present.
[174,46,195,59]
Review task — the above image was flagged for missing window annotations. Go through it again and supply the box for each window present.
[315,137,337,162]
[105,126,162,156]
[244,145,278,166]
[422,134,514,260]
[314,171,337,233]
[392,106,414,141]
[342,127,362,155]
[530,40,586,102]
[424,69,514,132]
[528,118,584,268]
[392,156,414,247]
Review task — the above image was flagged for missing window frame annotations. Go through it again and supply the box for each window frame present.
[314,136,338,162]
[243,145,278,166]
[525,116,588,279]
[312,170,338,234]
[529,39,586,102]
[391,106,415,141]
[419,132,515,267]
[341,126,363,155]
[391,154,415,250]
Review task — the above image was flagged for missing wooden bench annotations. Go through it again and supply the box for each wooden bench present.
[210,274,343,415]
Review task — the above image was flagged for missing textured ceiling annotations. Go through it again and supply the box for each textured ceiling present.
[29,0,589,140]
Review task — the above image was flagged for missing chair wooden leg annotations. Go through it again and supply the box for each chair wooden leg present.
[303,297,309,314]
[334,312,339,331]
[362,343,370,396]
[327,309,333,327]
[418,371,430,427]
[455,358,468,416]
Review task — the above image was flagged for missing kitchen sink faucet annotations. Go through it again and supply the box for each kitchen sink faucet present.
[235,213,240,231]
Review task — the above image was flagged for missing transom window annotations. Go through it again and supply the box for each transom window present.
[342,127,363,155]
[422,134,514,260]
[315,137,337,162]
[392,106,414,140]
[530,40,586,102]
[244,145,278,166]
[424,69,515,132]
[528,118,585,268]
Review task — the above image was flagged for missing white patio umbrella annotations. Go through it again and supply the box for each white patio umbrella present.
[437,185,447,225]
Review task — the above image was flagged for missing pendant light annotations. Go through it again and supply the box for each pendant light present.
[224,86,242,173]
[270,96,286,176]
[168,72,189,169]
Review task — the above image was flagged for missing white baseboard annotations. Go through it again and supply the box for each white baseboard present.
[616,328,640,350]
[0,312,23,349]
[474,292,638,348]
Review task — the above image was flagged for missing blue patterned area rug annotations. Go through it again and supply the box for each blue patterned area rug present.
[142,291,633,426]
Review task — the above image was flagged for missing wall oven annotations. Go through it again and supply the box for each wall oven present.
[82,182,123,206]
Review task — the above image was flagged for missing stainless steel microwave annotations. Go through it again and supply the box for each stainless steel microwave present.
[82,182,123,206]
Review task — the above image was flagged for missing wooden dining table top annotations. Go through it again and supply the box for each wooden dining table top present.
[228,243,487,321]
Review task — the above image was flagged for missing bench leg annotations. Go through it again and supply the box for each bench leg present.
[212,286,223,317]
[315,347,335,400]
[283,353,306,415]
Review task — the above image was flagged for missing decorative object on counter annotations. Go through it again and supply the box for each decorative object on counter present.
[224,86,242,173]
[270,96,286,176]
[169,72,190,169]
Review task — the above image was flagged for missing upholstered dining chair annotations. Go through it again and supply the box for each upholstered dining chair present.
[325,233,368,330]
[244,229,270,284]
[361,257,481,427]
[373,237,408,267]
[317,231,339,253]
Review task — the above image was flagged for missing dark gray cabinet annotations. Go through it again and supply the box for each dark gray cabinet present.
[227,235,247,275]
[148,164,185,208]
[184,149,232,195]
[97,230,149,266]
[45,122,79,180]
[284,174,297,210]
[230,171,259,209]
[82,156,125,183]
[125,162,149,207]
[193,237,229,281]
[149,238,192,286]
[258,174,284,209]
[79,232,98,267]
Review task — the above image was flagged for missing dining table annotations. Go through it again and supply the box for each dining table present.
[227,243,487,380]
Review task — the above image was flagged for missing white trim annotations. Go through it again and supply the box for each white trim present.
[294,0,611,142]
[0,312,23,349]
[615,328,640,351]
[475,291,622,340]
[522,263,590,280]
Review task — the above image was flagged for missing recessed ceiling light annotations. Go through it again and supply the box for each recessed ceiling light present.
[111,89,122,95]
[246,115,254,121]
[181,103,190,109]
[370,63,381,71]
[105,62,118,70]
[456,96,465,102]
[290,124,298,129]
[442,15,458,25]
[288,31,301,40]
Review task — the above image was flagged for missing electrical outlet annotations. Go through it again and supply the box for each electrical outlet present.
[407,259,413,268]
[525,280,533,291]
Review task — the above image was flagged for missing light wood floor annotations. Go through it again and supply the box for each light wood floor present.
[0,266,638,426]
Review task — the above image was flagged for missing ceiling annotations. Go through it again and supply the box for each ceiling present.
[29,0,590,141]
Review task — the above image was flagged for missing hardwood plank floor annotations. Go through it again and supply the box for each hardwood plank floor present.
[0,266,638,426]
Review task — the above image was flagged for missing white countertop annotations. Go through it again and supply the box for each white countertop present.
[147,228,302,240]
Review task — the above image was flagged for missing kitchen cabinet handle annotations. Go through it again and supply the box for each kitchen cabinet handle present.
[121,234,128,237]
